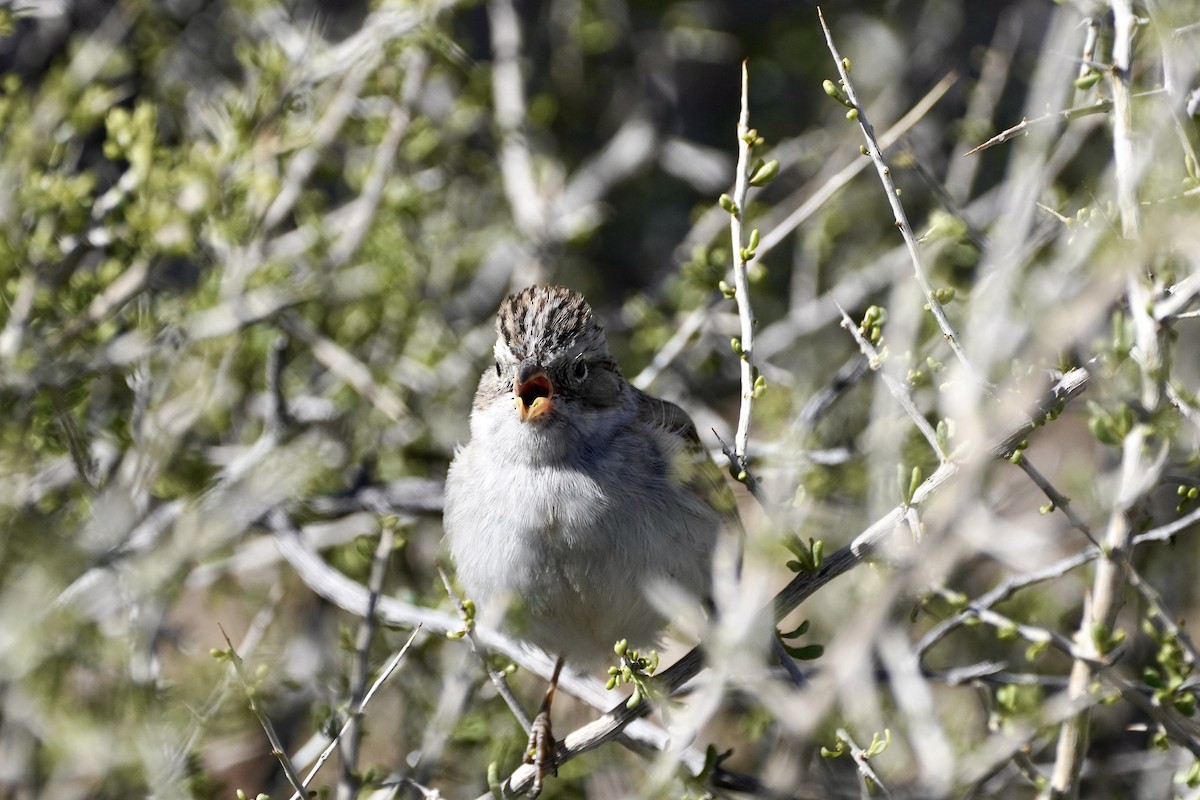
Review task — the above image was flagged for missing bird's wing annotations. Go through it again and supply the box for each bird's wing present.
[633,388,743,535]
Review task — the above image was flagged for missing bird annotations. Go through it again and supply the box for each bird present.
[443,284,738,795]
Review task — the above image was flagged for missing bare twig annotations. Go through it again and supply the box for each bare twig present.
[945,10,1021,200]
[631,304,710,390]
[263,55,375,232]
[1072,15,1103,107]
[965,99,1111,156]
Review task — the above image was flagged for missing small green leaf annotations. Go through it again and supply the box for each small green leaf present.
[820,738,846,758]
[779,619,810,639]
[1186,758,1200,788]
[782,643,825,660]
[749,159,779,186]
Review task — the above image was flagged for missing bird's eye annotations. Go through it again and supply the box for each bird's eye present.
[572,360,589,382]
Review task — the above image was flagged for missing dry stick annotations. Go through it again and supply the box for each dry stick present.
[482,367,1094,799]
[817,8,979,385]
[336,518,397,800]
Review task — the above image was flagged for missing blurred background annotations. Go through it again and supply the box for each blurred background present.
[1,0,1199,798]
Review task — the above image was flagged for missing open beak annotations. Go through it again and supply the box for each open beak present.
[514,364,554,423]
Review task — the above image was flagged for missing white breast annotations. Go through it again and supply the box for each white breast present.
[443,400,718,665]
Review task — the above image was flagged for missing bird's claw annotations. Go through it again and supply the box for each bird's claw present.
[523,709,557,797]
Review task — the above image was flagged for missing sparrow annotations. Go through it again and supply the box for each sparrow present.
[444,284,737,795]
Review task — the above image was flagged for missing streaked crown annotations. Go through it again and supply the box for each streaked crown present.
[496,285,608,363]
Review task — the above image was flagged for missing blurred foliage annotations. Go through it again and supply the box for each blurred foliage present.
[0,0,1199,798]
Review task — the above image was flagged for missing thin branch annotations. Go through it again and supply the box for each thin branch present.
[328,52,427,268]
[336,518,397,800]
[154,581,287,790]
[263,58,374,233]
[631,304,710,390]
[1072,15,1103,107]
[965,99,1113,156]
[945,10,1021,200]
[1110,0,1140,238]
[835,301,943,458]
[728,60,759,472]
[488,0,547,286]
[437,564,533,733]
[817,8,980,384]
[1046,288,1165,797]
[289,628,422,800]
[222,627,309,799]
[836,728,893,799]
[757,71,958,259]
